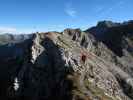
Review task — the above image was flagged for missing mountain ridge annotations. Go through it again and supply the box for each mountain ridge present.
[0,20,133,100]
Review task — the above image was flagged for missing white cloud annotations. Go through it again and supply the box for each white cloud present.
[65,8,77,17]
[65,2,77,17]
[0,27,36,34]
[0,27,17,34]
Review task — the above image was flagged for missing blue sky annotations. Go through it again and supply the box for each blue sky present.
[0,0,133,33]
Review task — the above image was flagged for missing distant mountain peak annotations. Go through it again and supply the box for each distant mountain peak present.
[97,20,120,28]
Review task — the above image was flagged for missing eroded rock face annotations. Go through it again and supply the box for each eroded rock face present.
[0,24,132,100]
[86,21,133,99]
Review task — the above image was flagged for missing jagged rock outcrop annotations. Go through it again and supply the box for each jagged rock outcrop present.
[0,20,133,100]
[86,20,133,99]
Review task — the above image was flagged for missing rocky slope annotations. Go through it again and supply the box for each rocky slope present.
[0,21,133,100]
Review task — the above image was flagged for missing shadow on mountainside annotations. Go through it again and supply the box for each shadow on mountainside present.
[116,76,133,99]
[26,37,74,100]
[0,36,74,100]
[0,38,33,100]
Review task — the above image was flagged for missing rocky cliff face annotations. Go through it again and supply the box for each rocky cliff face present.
[86,20,133,99]
[0,21,133,100]
[86,20,133,56]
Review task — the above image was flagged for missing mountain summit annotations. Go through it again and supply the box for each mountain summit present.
[0,20,133,100]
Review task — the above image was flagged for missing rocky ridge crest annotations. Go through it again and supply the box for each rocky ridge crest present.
[0,21,133,100]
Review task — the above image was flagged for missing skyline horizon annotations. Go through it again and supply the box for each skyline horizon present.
[0,19,132,34]
[0,0,133,34]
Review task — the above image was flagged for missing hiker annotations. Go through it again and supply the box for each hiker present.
[81,53,87,64]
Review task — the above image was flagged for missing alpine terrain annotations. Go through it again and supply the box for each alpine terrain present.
[0,20,133,100]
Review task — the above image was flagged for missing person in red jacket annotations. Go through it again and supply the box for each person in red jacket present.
[81,52,87,64]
